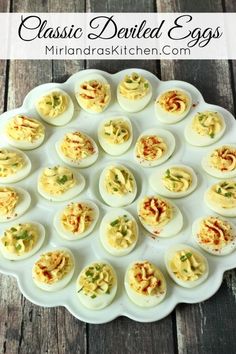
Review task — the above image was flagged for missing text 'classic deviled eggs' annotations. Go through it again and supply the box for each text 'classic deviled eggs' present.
[134,128,175,167]
[0,186,31,223]
[117,72,152,112]
[149,165,198,198]
[32,248,75,291]
[97,116,133,156]
[185,111,226,146]
[77,261,117,310]
[75,73,111,114]
[204,180,236,217]
[124,260,167,307]
[56,130,99,168]
[54,200,99,241]
[137,195,183,238]
[37,165,85,202]
[0,148,31,184]
[192,216,236,256]
[99,165,137,207]
[100,209,138,256]
[4,115,45,150]
[165,244,209,288]
[155,88,192,124]
[0,222,45,260]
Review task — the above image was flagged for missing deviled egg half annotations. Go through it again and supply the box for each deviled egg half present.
[184,111,226,146]
[100,209,138,256]
[137,195,183,238]
[54,200,99,241]
[149,164,198,198]
[99,164,137,207]
[75,73,111,114]
[117,72,152,112]
[0,147,31,184]
[165,244,209,288]
[56,130,99,168]
[37,165,85,202]
[134,128,175,167]
[202,144,236,179]
[0,222,45,261]
[4,114,45,150]
[32,248,75,291]
[97,116,133,156]
[77,261,117,310]
[192,215,236,256]
[155,88,192,124]
[124,260,167,307]
[204,180,236,217]
[0,186,31,223]
[35,88,74,126]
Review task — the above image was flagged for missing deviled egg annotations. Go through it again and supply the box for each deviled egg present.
[100,209,138,256]
[137,195,183,237]
[75,73,111,114]
[4,114,45,150]
[97,116,133,156]
[32,248,74,291]
[37,165,85,202]
[124,260,166,307]
[0,222,45,260]
[204,180,236,217]
[202,144,236,179]
[155,88,192,124]
[134,128,175,167]
[117,72,152,112]
[192,216,236,256]
[77,261,117,309]
[165,244,209,288]
[149,165,198,198]
[99,164,137,207]
[184,111,226,146]
[54,200,99,240]
[0,147,31,184]
[55,130,99,168]
[35,88,74,126]
[0,186,31,223]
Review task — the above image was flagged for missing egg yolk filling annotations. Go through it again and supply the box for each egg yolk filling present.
[78,80,110,112]
[139,196,172,228]
[78,263,115,299]
[6,115,45,142]
[136,135,167,161]
[192,111,222,138]
[39,166,76,195]
[36,91,68,118]
[1,223,38,255]
[33,250,73,284]
[170,250,206,281]
[60,131,95,161]
[157,90,190,115]
[105,167,134,196]
[209,180,236,209]
[209,146,236,172]
[0,149,25,177]
[162,168,192,192]
[106,215,137,249]
[61,202,94,234]
[119,72,150,100]
[102,119,130,145]
[0,187,19,216]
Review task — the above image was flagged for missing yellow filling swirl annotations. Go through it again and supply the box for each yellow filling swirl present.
[0,149,25,177]
[136,135,167,161]
[208,180,236,209]
[0,187,19,216]
[107,215,137,249]
[60,131,95,160]
[77,80,111,112]
[162,168,192,192]
[36,91,68,118]
[192,111,222,138]
[119,72,150,100]
[6,115,45,142]
[105,167,134,196]
[170,250,206,281]
[138,196,172,228]
[102,119,130,145]
[61,202,94,234]
[39,166,76,195]
[157,90,190,115]
[209,146,236,172]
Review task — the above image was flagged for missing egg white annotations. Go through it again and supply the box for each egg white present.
[97,116,133,156]
[74,73,111,114]
[99,164,137,207]
[134,128,176,168]
[0,186,31,223]
[149,164,198,198]
[53,200,99,241]
[0,148,31,184]
[0,222,45,261]
[192,216,236,256]
[165,243,209,288]
[124,260,167,307]
[204,183,236,217]
[32,248,75,292]
[137,196,183,238]
[77,261,117,310]
[35,88,74,126]
[99,208,138,256]
[155,88,192,124]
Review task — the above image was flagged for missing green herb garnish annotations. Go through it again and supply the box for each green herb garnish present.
[209,133,215,139]
[144,83,149,89]
[56,175,68,185]
[110,219,119,227]
[180,252,192,262]
[15,244,22,251]
[91,294,97,299]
